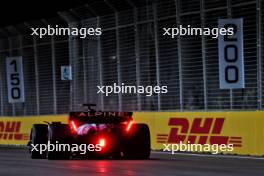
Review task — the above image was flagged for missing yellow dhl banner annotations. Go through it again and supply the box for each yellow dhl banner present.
[0,111,264,156]
[0,115,68,145]
[133,111,264,156]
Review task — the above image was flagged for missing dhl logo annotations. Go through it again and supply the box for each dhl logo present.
[0,121,29,141]
[157,118,242,147]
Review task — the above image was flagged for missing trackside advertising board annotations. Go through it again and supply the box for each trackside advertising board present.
[0,115,67,145]
[0,112,264,156]
[133,111,264,156]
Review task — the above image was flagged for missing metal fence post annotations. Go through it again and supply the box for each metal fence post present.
[8,38,16,116]
[51,36,57,114]
[200,0,208,110]
[153,3,161,111]
[227,0,233,110]
[97,17,104,110]
[134,7,142,111]
[0,73,2,115]
[68,22,80,111]
[104,0,122,111]
[175,0,184,111]
[257,0,262,110]
[115,12,122,111]
[0,48,3,116]
[68,36,73,111]
[82,39,88,104]
[33,36,40,115]
[18,35,27,116]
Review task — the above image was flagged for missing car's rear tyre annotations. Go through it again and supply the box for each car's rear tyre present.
[123,124,151,159]
[30,124,48,159]
[47,124,72,160]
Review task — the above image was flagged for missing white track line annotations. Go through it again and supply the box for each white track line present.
[152,151,264,160]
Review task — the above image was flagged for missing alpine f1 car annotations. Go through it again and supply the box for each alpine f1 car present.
[28,104,150,159]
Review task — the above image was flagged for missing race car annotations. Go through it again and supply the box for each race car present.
[28,104,150,160]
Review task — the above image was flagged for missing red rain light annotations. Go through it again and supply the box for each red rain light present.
[71,121,78,132]
[99,139,105,147]
[126,121,133,132]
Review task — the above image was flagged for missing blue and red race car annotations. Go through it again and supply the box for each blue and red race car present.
[28,104,150,160]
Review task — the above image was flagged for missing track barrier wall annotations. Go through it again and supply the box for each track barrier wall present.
[133,112,264,156]
[0,115,67,145]
[0,112,263,156]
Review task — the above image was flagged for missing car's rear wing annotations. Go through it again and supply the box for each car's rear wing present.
[69,111,133,124]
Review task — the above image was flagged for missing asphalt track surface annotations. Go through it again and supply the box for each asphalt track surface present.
[0,147,263,176]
